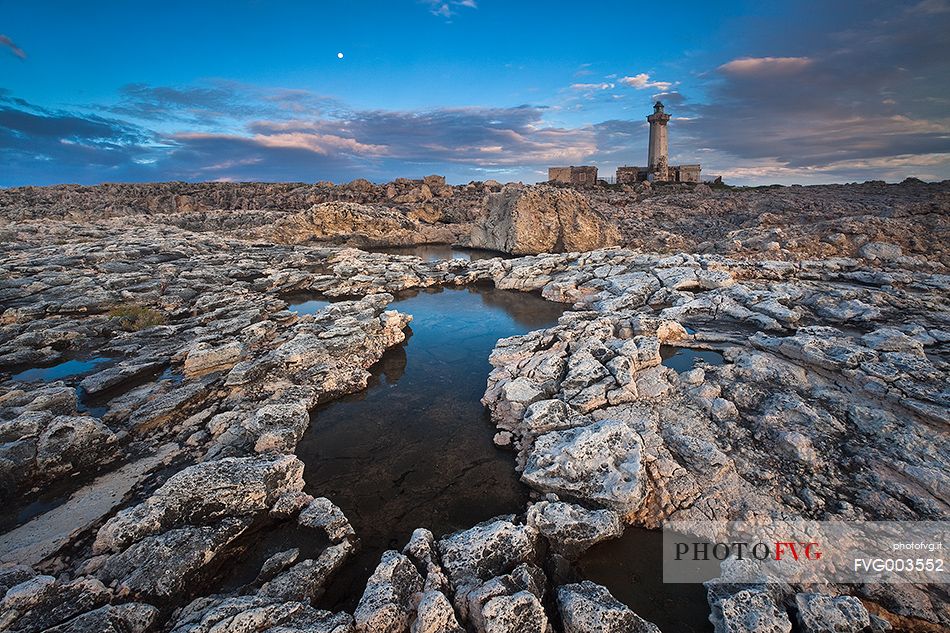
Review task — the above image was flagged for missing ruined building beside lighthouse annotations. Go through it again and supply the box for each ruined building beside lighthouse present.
[616,102,701,183]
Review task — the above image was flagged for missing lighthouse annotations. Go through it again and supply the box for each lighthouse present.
[614,102,701,184]
[647,101,671,180]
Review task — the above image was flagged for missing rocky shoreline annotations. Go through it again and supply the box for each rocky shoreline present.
[0,179,948,632]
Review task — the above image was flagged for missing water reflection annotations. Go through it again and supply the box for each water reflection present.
[296,285,565,611]
[10,357,112,383]
[366,244,504,262]
[660,346,725,373]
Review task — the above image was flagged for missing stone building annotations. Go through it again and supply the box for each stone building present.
[548,165,598,185]
[616,102,701,183]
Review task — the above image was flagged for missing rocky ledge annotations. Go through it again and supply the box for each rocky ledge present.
[0,180,947,632]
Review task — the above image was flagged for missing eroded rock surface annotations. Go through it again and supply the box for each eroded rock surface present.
[0,179,947,632]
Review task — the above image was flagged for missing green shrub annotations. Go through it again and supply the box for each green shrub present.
[108,303,167,331]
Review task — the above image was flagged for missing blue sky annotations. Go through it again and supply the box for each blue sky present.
[1,0,948,186]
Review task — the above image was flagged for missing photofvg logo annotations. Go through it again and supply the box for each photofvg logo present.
[662,520,948,585]
[674,540,823,563]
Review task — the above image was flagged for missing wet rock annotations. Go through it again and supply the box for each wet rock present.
[354,550,424,633]
[557,581,661,633]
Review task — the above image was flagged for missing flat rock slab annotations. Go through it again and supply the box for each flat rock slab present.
[0,443,179,567]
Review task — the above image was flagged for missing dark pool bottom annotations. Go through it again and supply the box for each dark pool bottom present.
[576,528,713,632]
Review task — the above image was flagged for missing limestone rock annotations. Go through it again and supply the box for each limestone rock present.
[794,593,871,633]
[480,591,549,633]
[412,591,464,633]
[557,581,661,633]
[94,454,305,553]
[521,419,646,513]
[526,501,623,558]
[708,588,792,633]
[470,186,619,255]
[354,550,424,633]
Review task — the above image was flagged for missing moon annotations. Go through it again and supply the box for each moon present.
[337,52,344,59]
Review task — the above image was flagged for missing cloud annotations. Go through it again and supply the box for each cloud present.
[717,56,813,75]
[108,82,341,127]
[424,0,478,19]
[0,89,600,185]
[570,83,614,91]
[0,34,26,60]
[678,1,950,184]
[651,91,685,106]
[619,73,673,91]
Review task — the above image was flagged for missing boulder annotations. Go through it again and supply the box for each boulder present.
[412,591,464,633]
[521,419,647,513]
[526,501,623,558]
[94,454,305,554]
[354,550,424,633]
[470,186,618,255]
[557,581,661,633]
[708,588,792,633]
[794,593,871,633]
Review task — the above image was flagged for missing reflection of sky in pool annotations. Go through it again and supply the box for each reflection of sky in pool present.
[660,347,725,373]
[11,357,112,383]
[286,298,332,315]
[367,244,503,263]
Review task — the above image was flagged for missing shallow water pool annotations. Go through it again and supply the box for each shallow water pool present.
[296,284,565,610]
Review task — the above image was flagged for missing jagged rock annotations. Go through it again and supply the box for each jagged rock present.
[270,201,454,247]
[480,591,549,633]
[0,574,113,632]
[78,360,167,396]
[794,593,870,633]
[183,341,244,377]
[94,454,305,554]
[526,501,623,558]
[43,603,159,633]
[412,591,464,633]
[470,186,619,255]
[708,588,792,633]
[97,517,251,601]
[858,242,902,261]
[298,496,356,542]
[437,518,540,620]
[258,541,354,602]
[521,419,646,513]
[168,595,354,633]
[35,415,119,478]
[354,550,424,633]
[557,581,661,633]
